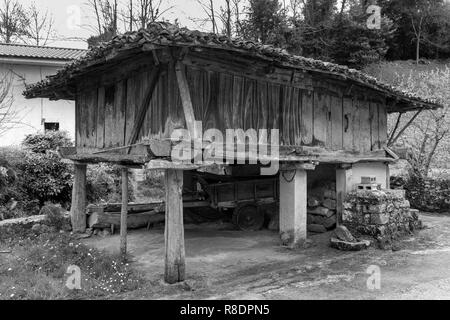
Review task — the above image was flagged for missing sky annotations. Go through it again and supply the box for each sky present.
[20,0,213,49]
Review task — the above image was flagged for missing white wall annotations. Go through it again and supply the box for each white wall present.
[0,63,75,146]
[349,162,389,190]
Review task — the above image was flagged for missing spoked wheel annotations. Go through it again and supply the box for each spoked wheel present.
[232,203,264,231]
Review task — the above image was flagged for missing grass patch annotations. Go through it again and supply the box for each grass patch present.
[0,228,144,300]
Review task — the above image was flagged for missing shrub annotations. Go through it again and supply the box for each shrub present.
[391,172,450,213]
[22,131,73,153]
[0,157,16,195]
[40,204,70,231]
[0,132,138,219]
[86,164,134,204]
[15,151,72,207]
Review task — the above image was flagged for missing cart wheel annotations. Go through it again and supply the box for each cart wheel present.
[232,203,264,231]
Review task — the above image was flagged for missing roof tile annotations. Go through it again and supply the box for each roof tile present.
[23,22,443,110]
[0,43,86,61]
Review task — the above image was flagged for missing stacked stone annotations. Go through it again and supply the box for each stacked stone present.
[342,189,422,246]
[307,183,337,233]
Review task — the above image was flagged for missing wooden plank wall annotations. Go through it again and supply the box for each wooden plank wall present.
[75,64,389,154]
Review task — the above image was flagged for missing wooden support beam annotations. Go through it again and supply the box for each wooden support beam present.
[126,66,161,154]
[164,169,186,284]
[280,162,318,171]
[388,110,422,146]
[70,163,87,233]
[387,112,403,146]
[279,169,308,248]
[336,166,353,225]
[120,168,129,260]
[175,61,197,138]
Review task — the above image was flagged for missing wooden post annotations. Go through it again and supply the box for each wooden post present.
[386,164,391,189]
[164,169,185,284]
[175,61,197,138]
[70,163,87,233]
[120,167,129,260]
[336,165,353,225]
[279,169,307,248]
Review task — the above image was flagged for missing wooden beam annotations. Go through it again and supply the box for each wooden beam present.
[175,61,197,138]
[70,163,87,233]
[387,112,403,146]
[147,159,216,171]
[126,66,161,154]
[120,168,129,260]
[164,169,186,284]
[388,110,422,146]
[280,162,317,171]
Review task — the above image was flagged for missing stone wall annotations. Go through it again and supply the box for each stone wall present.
[307,182,337,233]
[342,189,422,248]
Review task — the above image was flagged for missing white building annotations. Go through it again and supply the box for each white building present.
[0,43,86,146]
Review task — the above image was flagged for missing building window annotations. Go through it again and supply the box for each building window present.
[44,122,60,132]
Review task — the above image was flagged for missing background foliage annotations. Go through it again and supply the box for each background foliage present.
[0,131,134,220]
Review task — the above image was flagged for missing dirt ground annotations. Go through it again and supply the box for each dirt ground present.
[83,213,450,300]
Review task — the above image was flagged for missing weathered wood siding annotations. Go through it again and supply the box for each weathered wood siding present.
[75,63,388,154]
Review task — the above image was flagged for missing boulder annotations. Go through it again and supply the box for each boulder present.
[308,214,324,225]
[31,224,42,233]
[307,197,321,208]
[334,225,356,242]
[324,190,337,200]
[370,213,389,225]
[308,206,334,218]
[323,215,337,230]
[330,238,371,251]
[308,224,327,233]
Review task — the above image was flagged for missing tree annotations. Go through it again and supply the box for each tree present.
[219,0,232,37]
[380,0,450,61]
[407,0,437,64]
[25,3,55,46]
[125,0,173,31]
[241,0,287,45]
[328,1,393,68]
[194,0,219,33]
[86,0,119,47]
[88,0,119,36]
[390,67,450,176]
[297,0,337,60]
[0,0,28,43]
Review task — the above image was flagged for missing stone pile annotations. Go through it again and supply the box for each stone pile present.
[330,225,371,251]
[342,189,422,248]
[307,182,337,233]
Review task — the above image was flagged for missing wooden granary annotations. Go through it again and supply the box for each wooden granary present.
[25,23,441,284]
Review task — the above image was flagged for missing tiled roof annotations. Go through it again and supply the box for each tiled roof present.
[0,43,86,61]
[23,22,443,111]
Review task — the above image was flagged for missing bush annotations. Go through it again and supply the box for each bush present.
[391,173,450,213]
[86,164,134,204]
[40,204,70,231]
[15,151,73,207]
[0,132,138,220]
[22,131,73,153]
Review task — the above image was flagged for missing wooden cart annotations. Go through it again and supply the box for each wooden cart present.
[186,173,279,231]
[88,172,279,232]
